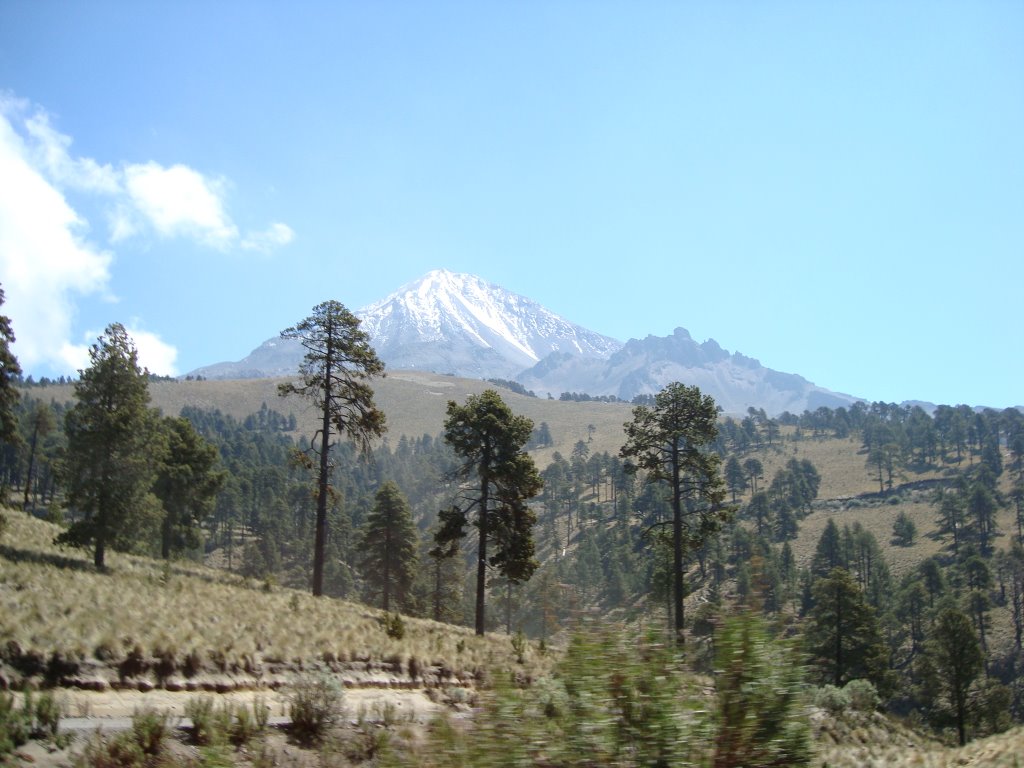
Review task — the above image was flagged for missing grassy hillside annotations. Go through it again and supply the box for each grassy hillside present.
[0,511,547,693]
[34,371,635,462]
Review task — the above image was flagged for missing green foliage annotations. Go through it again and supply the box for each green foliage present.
[812,684,850,714]
[287,669,344,745]
[382,611,406,640]
[184,696,224,746]
[0,689,64,756]
[920,605,985,746]
[806,567,890,693]
[437,388,542,635]
[621,381,730,643]
[278,299,386,597]
[843,678,881,712]
[359,481,418,612]
[152,415,225,559]
[417,624,710,767]
[57,323,163,569]
[74,730,145,768]
[510,629,527,664]
[0,285,22,446]
[73,705,171,768]
[130,706,172,757]
[892,509,917,546]
[185,695,267,750]
[0,691,31,757]
[713,610,811,767]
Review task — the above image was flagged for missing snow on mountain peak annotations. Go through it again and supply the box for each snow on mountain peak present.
[356,270,621,378]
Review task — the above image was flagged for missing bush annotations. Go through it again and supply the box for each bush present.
[287,669,344,745]
[844,679,880,712]
[74,731,145,768]
[184,696,267,748]
[73,707,170,768]
[0,691,31,757]
[382,612,405,640]
[0,689,64,756]
[184,697,224,746]
[813,684,850,714]
[418,625,711,767]
[713,610,811,767]
[130,707,171,756]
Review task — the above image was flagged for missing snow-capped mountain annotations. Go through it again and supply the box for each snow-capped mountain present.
[188,269,859,415]
[358,270,622,378]
[188,270,622,381]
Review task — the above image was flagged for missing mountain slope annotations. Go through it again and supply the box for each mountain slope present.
[518,328,858,414]
[357,269,622,378]
[189,269,621,381]
[188,270,857,414]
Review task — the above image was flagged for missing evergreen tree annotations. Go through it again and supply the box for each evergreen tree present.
[435,389,542,635]
[0,286,21,446]
[806,567,889,691]
[358,480,418,612]
[21,400,55,510]
[892,510,916,546]
[811,518,844,578]
[620,382,729,644]
[279,300,386,596]
[152,416,225,559]
[57,324,162,569]
[724,455,746,503]
[921,606,984,746]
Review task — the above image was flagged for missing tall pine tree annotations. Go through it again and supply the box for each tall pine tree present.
[435,389,542,635]
[620,382,729,644]
[279,300,386,596]
[58,324,162,569]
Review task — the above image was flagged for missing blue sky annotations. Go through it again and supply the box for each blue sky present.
[0,2,1021,408]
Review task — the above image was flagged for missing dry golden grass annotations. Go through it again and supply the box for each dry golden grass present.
[29,372,635,462]
[0,511,551,689]
[814,710,1024,767]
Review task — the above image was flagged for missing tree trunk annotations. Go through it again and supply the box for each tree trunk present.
[95,537,105,570]
[475,473,489,636]
[312,355,332,597]
[672,445,685,645]
[22,423,38,511]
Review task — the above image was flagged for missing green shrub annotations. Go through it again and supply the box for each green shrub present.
[510,631,527,664]
[130,707,171,756]
[184,696,267,749]
[74,730,145,768]
[0,689,65,756]
[844,679,880,712]
[713,610,811,767]
[73,709,170,768]
[184,697,224,746]
[287,669,344,745]
[382,612,405,640]
[417,624,712,767]
[0,691,31,757]
[813,684,850,714]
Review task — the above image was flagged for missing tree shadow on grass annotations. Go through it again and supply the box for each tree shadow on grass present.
[0,542,96,573]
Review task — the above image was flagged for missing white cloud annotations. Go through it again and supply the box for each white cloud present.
[123,162,239,248]
[62,325,179,378]
[242,221,295,252]
[0,107,113,373]
[23,111,120,194]
[0,94,290,375]
[126,325,179,376]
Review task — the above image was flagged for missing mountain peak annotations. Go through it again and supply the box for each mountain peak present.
[357,271,622,378]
